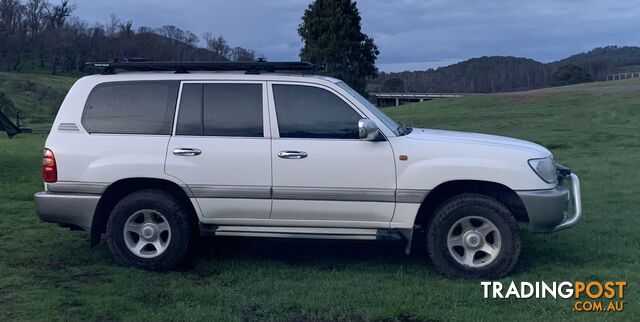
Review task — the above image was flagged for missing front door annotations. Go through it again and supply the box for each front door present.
[268,82,396,226]
[165,81,272,220]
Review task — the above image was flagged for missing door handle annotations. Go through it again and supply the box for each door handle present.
[278,150,308,159]
[173,148,202,156]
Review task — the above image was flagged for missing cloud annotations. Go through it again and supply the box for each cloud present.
[72,0,640,71]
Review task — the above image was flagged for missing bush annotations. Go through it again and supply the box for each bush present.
[381,78,405,92]
[549,64,594,87]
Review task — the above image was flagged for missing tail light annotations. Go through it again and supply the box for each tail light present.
[42,148,57,183]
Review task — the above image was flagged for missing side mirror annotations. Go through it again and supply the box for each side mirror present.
[358,119,380,141]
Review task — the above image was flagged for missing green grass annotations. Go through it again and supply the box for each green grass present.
[0,71,76,132]
[0,76,639,321]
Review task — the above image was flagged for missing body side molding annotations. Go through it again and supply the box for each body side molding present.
[49,182,429,204]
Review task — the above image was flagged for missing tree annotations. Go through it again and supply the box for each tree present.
[203,33,230,60]
[104,13,119,37]
[381,77,405,92]
[549,64,594,87]
[0,0,23,34]
[43,0,71,29]
[298,0,379,94]
[25,0,46,36]
[0,1,258,73]
[230,47,256,61]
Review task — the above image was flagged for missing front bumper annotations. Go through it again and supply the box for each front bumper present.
[517,173,582,233]
[34,192,100,231]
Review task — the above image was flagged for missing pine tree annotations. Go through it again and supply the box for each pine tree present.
[298,0,379,94]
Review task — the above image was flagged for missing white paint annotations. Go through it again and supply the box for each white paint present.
[46,72,555,230]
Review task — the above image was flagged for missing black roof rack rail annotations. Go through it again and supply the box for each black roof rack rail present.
[84,60,319,75]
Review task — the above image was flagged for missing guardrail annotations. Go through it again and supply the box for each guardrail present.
[370,92,466,107]
[606,72,640,81]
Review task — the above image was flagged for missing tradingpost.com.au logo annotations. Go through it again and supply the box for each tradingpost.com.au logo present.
[481,281,627,312]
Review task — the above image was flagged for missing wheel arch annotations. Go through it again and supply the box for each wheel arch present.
[90,177,197,247]
[415,180,529,228]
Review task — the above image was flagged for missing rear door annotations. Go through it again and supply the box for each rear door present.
[165,81,272,220]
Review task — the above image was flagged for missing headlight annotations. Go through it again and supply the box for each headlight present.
[528,157,557,184]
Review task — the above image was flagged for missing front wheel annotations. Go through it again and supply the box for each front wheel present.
[106,189,195,271]
[426,193,521,278]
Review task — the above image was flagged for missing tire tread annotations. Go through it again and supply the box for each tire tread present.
[106,189,196,271]
[426,193,521,278]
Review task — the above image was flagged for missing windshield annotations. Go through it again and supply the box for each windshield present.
[337,82,400,135]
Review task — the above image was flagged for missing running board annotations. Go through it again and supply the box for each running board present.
[200,225,405,241]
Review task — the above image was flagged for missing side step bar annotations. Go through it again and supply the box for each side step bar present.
[200,225,406,241]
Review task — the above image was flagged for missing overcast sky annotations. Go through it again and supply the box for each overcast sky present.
[73,0,640,72]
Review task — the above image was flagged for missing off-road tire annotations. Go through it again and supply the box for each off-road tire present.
[426,193,521,278]
[106,189,196,271]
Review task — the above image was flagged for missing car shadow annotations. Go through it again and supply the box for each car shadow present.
[190,236,428,269]
[181,231,588,277]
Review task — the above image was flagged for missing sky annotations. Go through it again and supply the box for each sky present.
[73,0,640,72]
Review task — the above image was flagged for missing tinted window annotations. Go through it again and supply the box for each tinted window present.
[273,85,361,139]
[82,81,178,134]
[203,84,263,137]
[176,83,263,137]
[337,82,399,135]
[175,84,203,136]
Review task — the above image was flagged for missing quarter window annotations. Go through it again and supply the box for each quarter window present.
[82,81,179,134]
[273,85,361,139]
[176,83,264,137]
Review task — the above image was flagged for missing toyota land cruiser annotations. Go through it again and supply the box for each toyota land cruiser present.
[35,61,581,278]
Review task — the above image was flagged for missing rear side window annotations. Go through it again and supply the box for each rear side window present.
[273,84,361,139]
[175,84,203,136]
[82,81,179,135]
[176,83,263,137]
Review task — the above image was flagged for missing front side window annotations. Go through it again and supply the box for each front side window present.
[176,83,264,137]
[273,84,361,139]
[337,82,399,135]
[82,81,179,134]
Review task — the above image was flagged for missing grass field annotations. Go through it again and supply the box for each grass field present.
[0,75,638,321]
[0,71,76,133]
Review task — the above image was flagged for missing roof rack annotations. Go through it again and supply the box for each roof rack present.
[84,60,319,75]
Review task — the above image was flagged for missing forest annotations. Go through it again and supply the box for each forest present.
[372,46,640,93]
[0,0,256,74]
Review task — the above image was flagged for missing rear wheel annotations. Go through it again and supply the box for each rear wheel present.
[426,193,521,278]
[107,189,195,271]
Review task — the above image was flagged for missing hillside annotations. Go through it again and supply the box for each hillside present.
[0,72,75,117]
[549,46,640,80]
[0,1,255,74]
[376,56,547,93]
[0,72,75,133]
[385,77,640,153]
[373,46,640,93]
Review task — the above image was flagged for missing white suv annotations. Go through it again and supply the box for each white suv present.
[35,61,581,278]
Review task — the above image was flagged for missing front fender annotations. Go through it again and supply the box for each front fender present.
[397,156,553,191]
